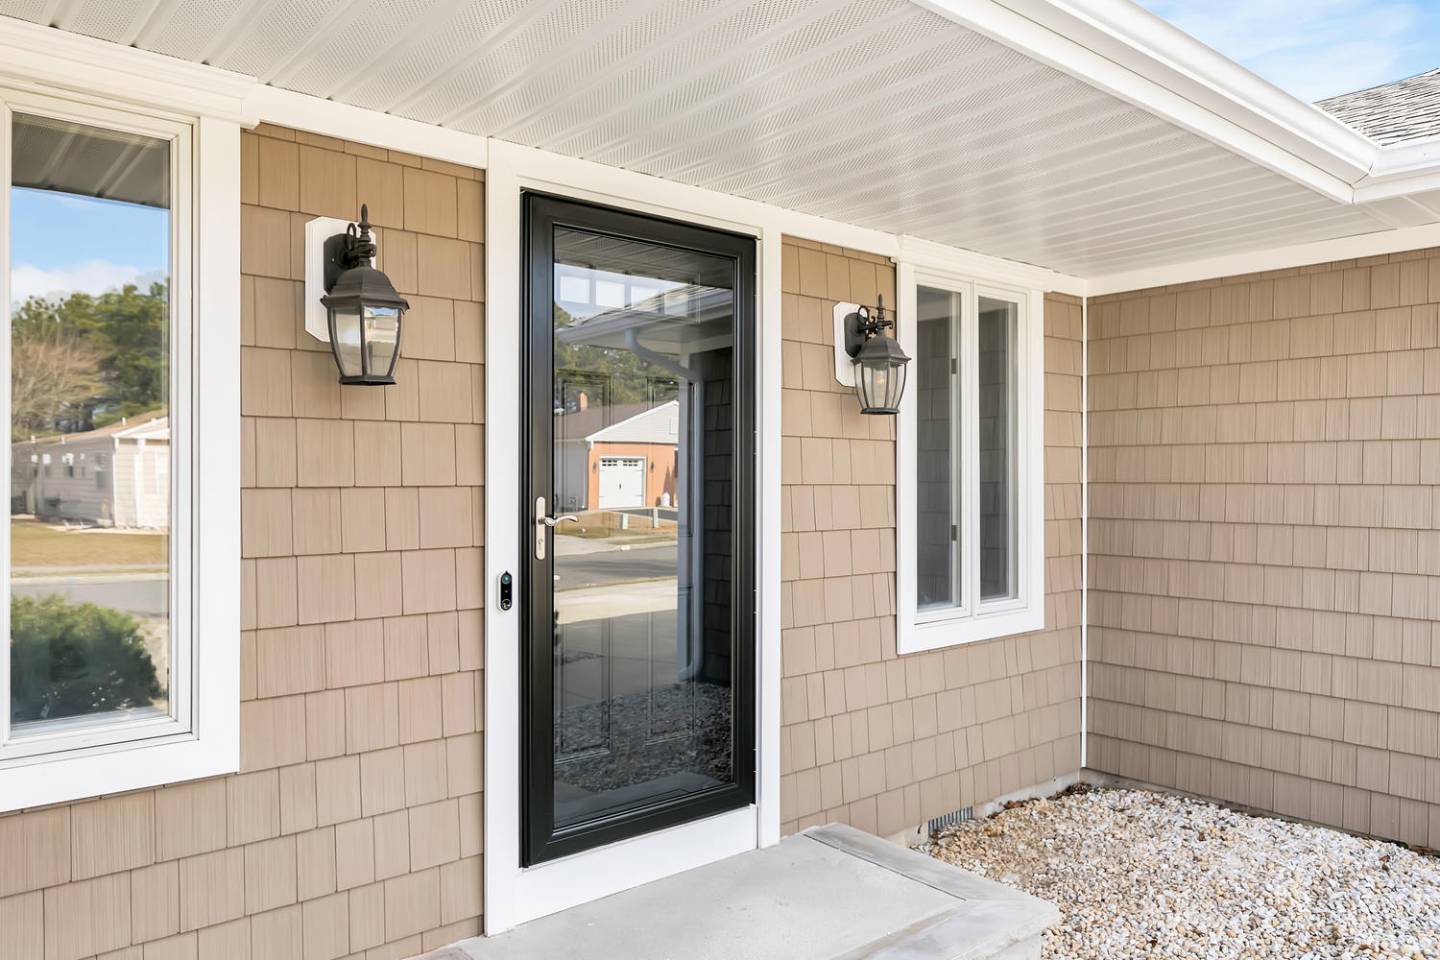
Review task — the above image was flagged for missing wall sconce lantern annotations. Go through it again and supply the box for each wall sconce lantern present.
[833,294,910,415]
[310,204,408,386]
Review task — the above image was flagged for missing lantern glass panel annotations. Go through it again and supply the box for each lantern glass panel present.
[856,354,906,413]
[330,304,364,378]
[362,304,400,376]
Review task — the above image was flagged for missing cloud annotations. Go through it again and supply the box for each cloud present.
[1139,0,1435,101]
[10,260,165,305]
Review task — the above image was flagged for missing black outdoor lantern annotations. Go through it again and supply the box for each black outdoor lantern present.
[844,294,910,415]
[321,204,409,385]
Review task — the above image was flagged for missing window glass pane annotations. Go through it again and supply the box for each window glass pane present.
[549,226,737,831]
[979,295,1017,601]
[915,285,958,610]
[8,113,171,735]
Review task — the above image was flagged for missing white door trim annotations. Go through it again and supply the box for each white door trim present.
[483,139,785,933]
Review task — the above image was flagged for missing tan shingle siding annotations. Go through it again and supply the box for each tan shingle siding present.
[1089,250,1440,847]
[0,126,483,960]
[777,240,1082,837]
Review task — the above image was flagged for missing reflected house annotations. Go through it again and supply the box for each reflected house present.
[11,412,169,529]
[554,282,736,519]
[584,400,679,510]
[553,397,659,514]
[551,268,739,803]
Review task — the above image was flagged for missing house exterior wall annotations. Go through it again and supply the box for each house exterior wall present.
[585,441,678,508]
[12,435,117,525]
[1088,249,1440,849]
[778,238,1082,838]
[0,124,485,960]
[115,440,170,529]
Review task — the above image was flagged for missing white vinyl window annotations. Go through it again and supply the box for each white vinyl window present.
[0,88,239,810]
[897,266,1044,652]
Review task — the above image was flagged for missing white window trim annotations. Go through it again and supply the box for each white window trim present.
[0,86,239,812]
[896,262,1045,654]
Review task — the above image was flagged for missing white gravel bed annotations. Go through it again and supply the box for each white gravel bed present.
[925,786,1440,959]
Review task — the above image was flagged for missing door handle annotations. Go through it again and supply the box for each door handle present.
[534,497,577,560]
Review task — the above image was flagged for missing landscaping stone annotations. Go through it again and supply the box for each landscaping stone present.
[925,786,1440,959]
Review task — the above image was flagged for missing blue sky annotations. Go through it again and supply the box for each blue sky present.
[10,188,168,305]
[1140,0,1440,102]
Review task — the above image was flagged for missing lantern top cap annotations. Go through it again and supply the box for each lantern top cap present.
[321,262,410,311]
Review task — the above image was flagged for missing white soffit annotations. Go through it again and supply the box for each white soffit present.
[0,0,1420,277]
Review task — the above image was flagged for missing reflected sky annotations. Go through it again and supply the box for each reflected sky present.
[10,187,168,304]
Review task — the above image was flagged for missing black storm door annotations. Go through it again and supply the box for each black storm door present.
[522,193,756,864]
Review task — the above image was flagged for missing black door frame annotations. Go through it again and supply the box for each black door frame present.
[521,192,757,866]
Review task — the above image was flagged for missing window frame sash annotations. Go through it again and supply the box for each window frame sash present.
[913,284,969,623]
[0,89,196,764]
[897,264,1045,653]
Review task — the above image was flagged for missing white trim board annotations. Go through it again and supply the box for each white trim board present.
[483,139,785,934]
[245,85,489,171]
[0,16,254,123]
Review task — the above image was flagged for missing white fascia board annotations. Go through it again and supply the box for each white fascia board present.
[245,85,489,170]
[908,0,1369,202]
[1356,135,1440,202]
[0,16,255,122]
[1086,221,1440,297]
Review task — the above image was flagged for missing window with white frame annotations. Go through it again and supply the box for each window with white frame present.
[897,267,1044,652]
[0,88,238,810]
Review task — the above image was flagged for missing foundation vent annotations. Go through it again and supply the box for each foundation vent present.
[927,806,973,836]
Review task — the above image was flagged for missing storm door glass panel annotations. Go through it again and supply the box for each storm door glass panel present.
[531,199,753,861]
[978,295,1018,602]
[7,113,173,735]
[915,285,960,611]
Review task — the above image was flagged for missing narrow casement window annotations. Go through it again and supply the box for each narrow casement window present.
[898,270,1043,652]
[0,88,237,811]
[978,294,1018,602]
[915,285,962,612]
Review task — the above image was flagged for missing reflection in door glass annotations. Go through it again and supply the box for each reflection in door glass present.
[550,228,736,830]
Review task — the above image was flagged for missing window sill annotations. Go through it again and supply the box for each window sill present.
[0,730,237,812]
[897,604,1044,654]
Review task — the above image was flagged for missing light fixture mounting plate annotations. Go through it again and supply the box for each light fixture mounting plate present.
[832,301,861,387]
[304,216,381,343]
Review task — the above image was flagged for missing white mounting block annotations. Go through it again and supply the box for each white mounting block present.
[833,302,860,388]
[304,216,369,343]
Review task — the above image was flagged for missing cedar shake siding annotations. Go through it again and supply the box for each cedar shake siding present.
[778,239,1082,837]
[0,125,485,960]
[1087,250,1440,848]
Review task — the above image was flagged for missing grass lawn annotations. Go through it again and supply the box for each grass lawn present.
[10,519,167,570]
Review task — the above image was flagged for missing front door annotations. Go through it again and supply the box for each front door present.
[522,193,756,865]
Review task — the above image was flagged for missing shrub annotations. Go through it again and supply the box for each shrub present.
[9,594,162,724]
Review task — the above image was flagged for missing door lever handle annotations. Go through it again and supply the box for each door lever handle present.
[539,514,578,528]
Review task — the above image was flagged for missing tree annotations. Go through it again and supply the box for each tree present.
[10,322,102,441]
[8,594,162,724]
[553,303,678,410]
[9,281,169,438]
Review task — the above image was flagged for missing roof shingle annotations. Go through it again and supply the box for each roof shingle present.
[1317,67,1440,145]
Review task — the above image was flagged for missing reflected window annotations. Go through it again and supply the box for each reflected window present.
[6,111,173,741]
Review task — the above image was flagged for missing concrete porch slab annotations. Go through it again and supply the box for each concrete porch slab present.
[424,824,1058,960]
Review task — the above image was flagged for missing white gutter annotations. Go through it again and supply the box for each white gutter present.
[911,0,1440,209]
[909,0,1374,203]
